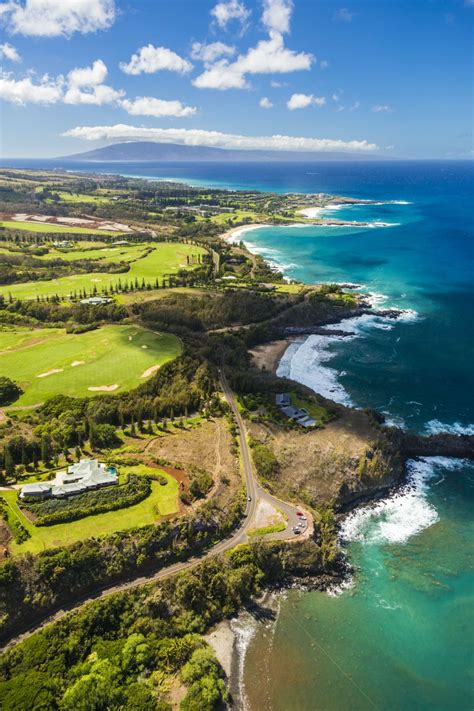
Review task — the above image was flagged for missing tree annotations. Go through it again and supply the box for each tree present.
[3,444,15,478]
[0,377,22,406]
[62,658,124,710]
[89,424,120,450]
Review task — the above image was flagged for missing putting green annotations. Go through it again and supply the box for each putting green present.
[0,324,181,407]
[0,242,207,300]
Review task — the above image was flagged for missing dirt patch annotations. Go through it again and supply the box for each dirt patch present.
[88,384,119,392]
[248,408,385,505]
[141,364,160,378]
[37,368,63,378]
[253,499,286,529]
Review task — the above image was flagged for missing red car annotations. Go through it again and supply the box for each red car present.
[296,511,303,517]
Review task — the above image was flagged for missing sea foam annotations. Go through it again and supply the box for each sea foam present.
[339,457,468,545]
[424,420,474,436]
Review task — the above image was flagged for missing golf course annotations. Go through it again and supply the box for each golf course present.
[0,325,181,406]
[0,242,207,300]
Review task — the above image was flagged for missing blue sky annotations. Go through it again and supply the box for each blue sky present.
[0,0,472,158]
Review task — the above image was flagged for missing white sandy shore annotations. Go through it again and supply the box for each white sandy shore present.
[204,620,235,678]
[220,223,267,243]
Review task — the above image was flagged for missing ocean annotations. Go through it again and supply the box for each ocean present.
[2,158,473,710]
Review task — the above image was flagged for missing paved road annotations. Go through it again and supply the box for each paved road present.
[0,375,311,653]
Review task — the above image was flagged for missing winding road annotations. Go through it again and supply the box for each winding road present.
[0,374,311,653]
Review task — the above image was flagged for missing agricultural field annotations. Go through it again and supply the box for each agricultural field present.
[0,242,207,300]
[0,324,181,406]
[1,464,180,555]
[0,220,125,235]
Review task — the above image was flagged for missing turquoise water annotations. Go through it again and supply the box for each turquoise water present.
[3,159,472,710]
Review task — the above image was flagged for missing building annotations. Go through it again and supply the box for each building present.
[276,393,316,428]
[80,296,112,306]
[20,459,118,500]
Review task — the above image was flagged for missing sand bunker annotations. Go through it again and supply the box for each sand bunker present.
[88,384,119,392]
[37,368,63,378]
[71,360,84,367]
[141,345,148,349]
[141,364,160,378]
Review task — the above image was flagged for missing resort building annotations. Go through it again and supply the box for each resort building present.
[275,393,316,428]
[20,459,118,500]
[80,296,112,306]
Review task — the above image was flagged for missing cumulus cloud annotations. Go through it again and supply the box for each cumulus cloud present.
[211,0,250,30]
[120,44,193,75]
[193,58,248,89]
[259,96,273,108]
[64,58,123,105]
[0,0,115,37]
[63,124,378,153]
[372,104,392,112]
[287,93,326,110]
[121,96,197,118]
[0,69,63,104]
[193,32,313,90]
[0,42,20,62]
[190,41,235,63]
[262,0,293,34]
[320,59,329,69]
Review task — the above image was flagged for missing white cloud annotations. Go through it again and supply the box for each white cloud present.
[120,96,197,118]
[211,0,250,30]
[193,32,313,90]
[64,58,123,105]
[64,83,123,105]
[192,58,248,89]
[287,92,326,110]
[63,124,379,153]
[320,59,329,69]
[332,93,340,102]
[190,41,235,63]
[67,59,107,88]
[0,69,63,104]
[270,80,286,88]
[0,42,20,61]
[262,0,293,34]
[335,8,355,22]
[259,96,273,109]
[372,104,391,112]
[120,44,193,76]
[0,0,115,37]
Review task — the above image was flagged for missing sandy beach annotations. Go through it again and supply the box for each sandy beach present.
[249,338,293,375]
[204,620,235,679]
[220,223,267,243]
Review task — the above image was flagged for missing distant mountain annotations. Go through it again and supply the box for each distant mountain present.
[61,141,383,162]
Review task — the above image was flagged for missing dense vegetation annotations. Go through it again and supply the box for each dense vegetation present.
[0,541,326,710]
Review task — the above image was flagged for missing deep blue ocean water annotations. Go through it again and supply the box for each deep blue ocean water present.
[3,158,473,710]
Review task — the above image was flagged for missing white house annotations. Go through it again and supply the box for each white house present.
[20,459,118,500]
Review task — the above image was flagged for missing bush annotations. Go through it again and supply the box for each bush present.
[0,377,22,406]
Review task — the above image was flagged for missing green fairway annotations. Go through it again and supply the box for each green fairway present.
[2,465,179,555]
[0,242,207,300]
[0,220,125,235]
[50,192,111,205]
[0,324,181,406]
[36,244,149,263]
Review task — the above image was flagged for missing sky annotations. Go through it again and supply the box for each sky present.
[0,0,472,159]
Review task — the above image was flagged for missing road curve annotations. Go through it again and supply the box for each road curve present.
[0,375,311,653]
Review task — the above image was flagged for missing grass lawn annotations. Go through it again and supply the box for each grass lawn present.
[2,465,179,555]
[0,242,207,300]
[290,392,332,425]
[117,286,208,304]
[0,220,125,235]
[36,244,149,264]
[0,324,181,406]
[49,192,111,205]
